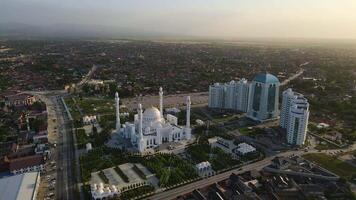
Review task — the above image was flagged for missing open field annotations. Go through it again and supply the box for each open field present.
[303,153,356,180]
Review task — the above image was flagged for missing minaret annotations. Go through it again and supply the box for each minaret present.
[115,92,121,133]
[159,87,163,117]
[138,103,143,138]
[138,103,145,152]
[186,96,191,128]
[185,96,192,140]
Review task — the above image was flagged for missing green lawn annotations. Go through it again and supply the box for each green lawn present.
[238,127,264,136]
[315,142,340,150]
[303,153,356,180]
[143,154,198,187]
[75,128,91,149]
[79,147,143,182]
[186,143,240,171]
[76,98,115,115]
[63,97,81,120]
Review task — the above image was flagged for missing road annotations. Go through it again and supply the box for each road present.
[145,140,356,200]
[30,92,77,200]
[145,150,305,200]
[144,147,349,200]
[52,95,76,200]
[77,64,98,88]
[280,63,308,86]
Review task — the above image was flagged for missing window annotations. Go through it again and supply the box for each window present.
[267,84,276,112]
[252,83,262,111]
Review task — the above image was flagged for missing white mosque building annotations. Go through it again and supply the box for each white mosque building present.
[114,87,192,153]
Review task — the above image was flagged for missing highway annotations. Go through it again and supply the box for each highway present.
[280,63,307,86]
[53,95,76,200]
[33,93,77,200]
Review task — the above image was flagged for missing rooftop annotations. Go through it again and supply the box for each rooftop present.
[0,172,40,200]
[9,155,43,171]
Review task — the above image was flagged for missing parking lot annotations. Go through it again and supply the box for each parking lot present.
[35,95,61,200]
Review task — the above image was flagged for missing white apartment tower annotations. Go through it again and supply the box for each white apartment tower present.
[280,88,310,145]
[208,79,250,112]
[280,88,295,128]
[224,81,238,110]
[236,78,250,112]
[208,83,225,108]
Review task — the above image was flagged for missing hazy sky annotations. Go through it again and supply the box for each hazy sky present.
[1,0,356,39]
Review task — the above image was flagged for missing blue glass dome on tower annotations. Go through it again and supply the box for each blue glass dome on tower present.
[253,73,279,83]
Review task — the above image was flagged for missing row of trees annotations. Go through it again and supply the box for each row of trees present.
[116,185,154,200]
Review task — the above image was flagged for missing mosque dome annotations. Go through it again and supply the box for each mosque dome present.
[143,106,162,123]
[253,72,279,84]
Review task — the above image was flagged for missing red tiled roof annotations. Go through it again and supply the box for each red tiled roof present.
[9,155,43,171]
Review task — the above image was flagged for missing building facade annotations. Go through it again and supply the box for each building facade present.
[247,73,280,122]
[208,79,250,112]
[280,88,296,128]
[117,88,192,153]
[280,89,310,145]
[208,83,225,108]
[235,78,250,112]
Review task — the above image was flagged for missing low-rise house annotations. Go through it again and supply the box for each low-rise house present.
[208,137,257,159]
[235,143,256,155]
[195,161,214,177]
[34,144,51,158]
[5,93,36,108]
[32,134,48,144]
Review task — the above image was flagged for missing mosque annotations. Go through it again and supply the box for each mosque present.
[114,87,192,153]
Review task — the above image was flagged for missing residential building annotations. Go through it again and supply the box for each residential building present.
[235,143,256,155]
[208,79,250,112]
[208,137,257,159]
[208,83,225,108]
[8,155,44,175]
[280,89,309,145]
[236,78,250,112]
[287,99,309,145]
[280,88,295,129]
[247,73,280,122]
[4,93,36,108]
[224,80,238,109]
